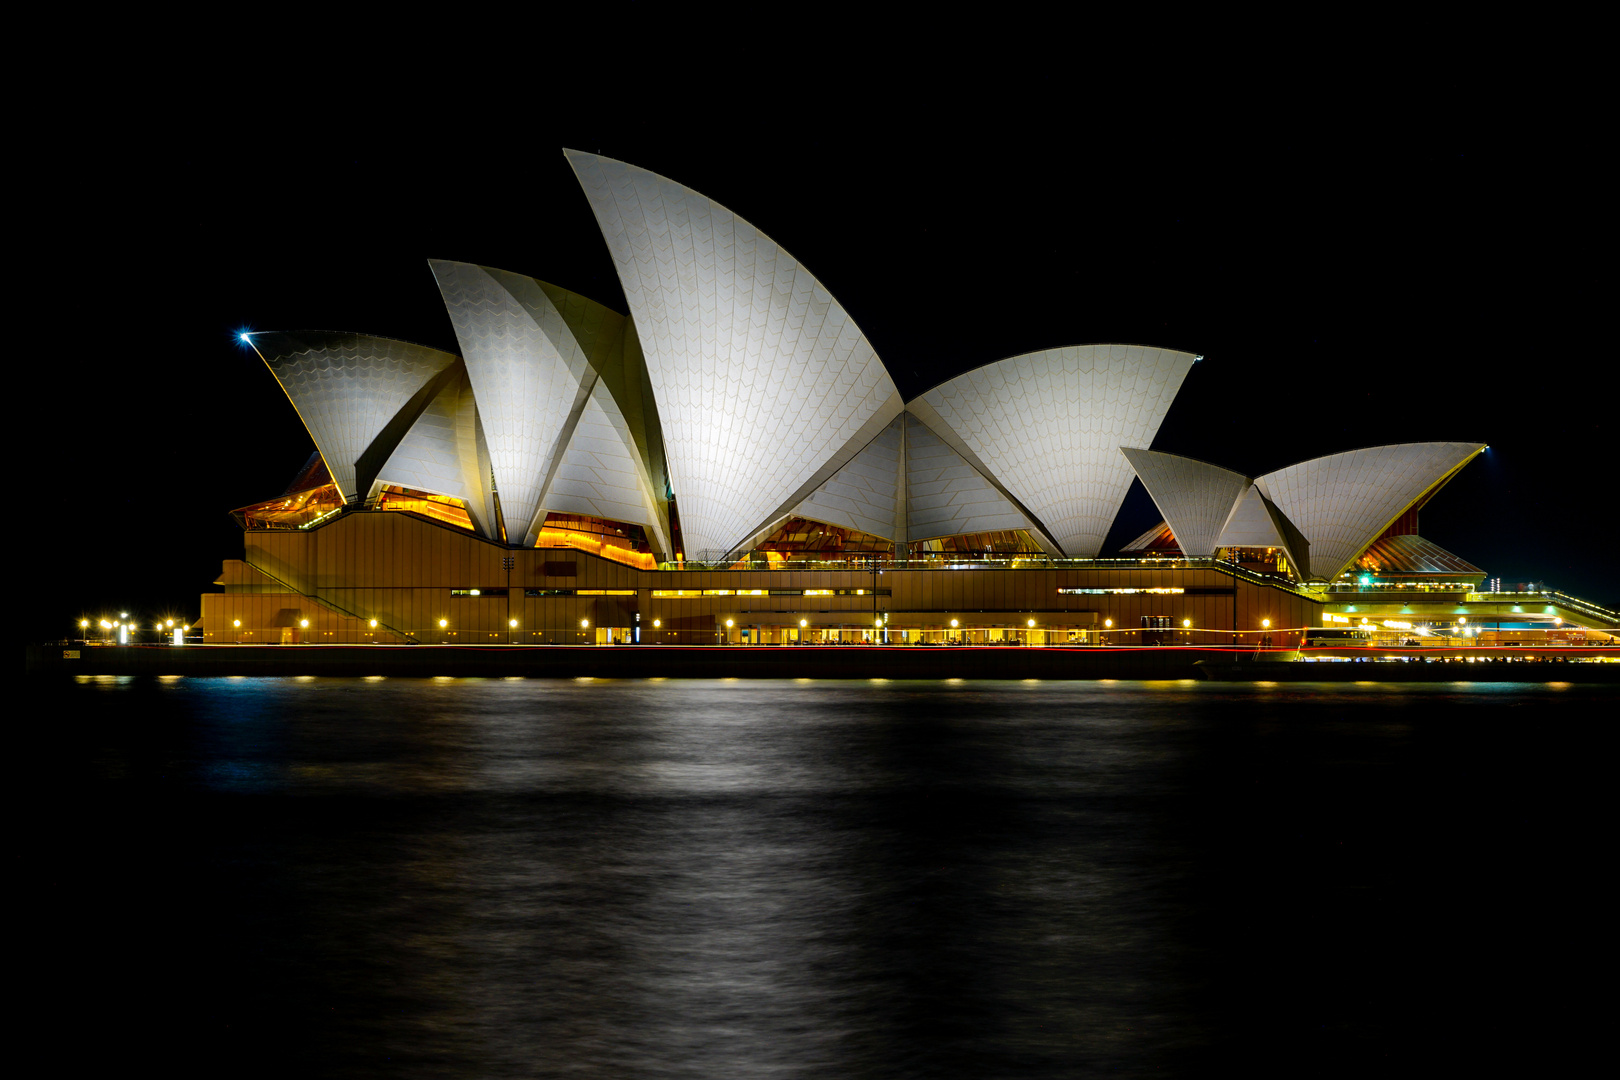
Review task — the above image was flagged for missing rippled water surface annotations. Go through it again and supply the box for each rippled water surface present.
[27,676,1612,1077]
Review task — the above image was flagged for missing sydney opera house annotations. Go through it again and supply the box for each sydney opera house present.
[199,151,1613,648]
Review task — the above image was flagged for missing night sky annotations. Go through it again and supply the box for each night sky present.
[32,91,1612,630]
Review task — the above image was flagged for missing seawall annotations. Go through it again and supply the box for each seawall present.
[26,644,1620,682]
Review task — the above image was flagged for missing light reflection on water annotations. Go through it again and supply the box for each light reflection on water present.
[46,676,1615,1076]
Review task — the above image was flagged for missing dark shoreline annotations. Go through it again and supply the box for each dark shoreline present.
[26,644,1620,682]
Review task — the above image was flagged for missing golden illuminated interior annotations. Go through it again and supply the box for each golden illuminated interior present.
[536,513,657,571]
[752,518,893,562]
[1219,546,1293,578]
[232,483,345,530]
[913,530,1044,556]
[374,485,474,531]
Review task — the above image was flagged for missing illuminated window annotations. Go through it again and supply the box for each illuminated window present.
[451,588,508,598]
[651,589,704,598]
[1059,587,1184,595]
[535,513,657,570]
[232,482,345,531]
[375,485,475,531]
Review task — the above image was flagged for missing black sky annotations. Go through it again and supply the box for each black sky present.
[28,74,1613,629]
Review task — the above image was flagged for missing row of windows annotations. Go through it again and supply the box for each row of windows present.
[1059,587,1185,595]
[451,588,637,598]
[650,588,893,598]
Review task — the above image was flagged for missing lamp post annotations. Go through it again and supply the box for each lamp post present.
[502,555,516,643]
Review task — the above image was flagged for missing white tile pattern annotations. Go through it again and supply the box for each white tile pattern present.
[252,332,459,501]
[792,415,903,540]
[566,151,901,558]
[916,345,1196,556]
[1256,442,1485,580]
[1121,449,1252,559]
[430,260,598,545]
[375,367,494,536]
[1215,485,1286,548]
[543,380,671,555]
[906,413,1031,540]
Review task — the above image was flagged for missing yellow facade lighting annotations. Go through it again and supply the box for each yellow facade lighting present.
[439,619,448,628]
[950,619,959,628]
[233,619,241,628]
[580,618,589,629]
[300,619,309,628]
[369,619,377,628]
[1262,618,1271,628]
[509,618,518,628]
[1182,619,1191,628]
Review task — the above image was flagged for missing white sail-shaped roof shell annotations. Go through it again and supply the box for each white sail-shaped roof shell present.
[905,413,1033,541]
[250,332,460,503]
[566,150,902,559]
[1255,442,1485,581]
[374,367,496,538]
[1120,449,1252,560]
[542,380,671,555]
[430,260,601,546]
[912,345,1196,557]
[790,415,903,541]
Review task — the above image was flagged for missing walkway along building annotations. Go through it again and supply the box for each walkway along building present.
[198,151,1614,649]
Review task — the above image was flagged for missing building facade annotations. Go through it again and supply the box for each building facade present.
[199,150,1609,650]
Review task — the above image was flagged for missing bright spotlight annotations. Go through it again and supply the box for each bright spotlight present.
[580,619,589,628]
[799,619,807,628]
[509,618,518,628]
[300,619,309,628]
[1182,619,1191,628]
[1262,618,1271,628]
[369,619,377,628]
[725,619,734,628]
[950,619,959,628]
[439,618,448,628]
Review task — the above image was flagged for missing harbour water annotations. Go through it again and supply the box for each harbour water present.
[27,676,1611,1076]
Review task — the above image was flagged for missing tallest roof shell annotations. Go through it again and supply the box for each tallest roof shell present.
[565,150,902,558]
